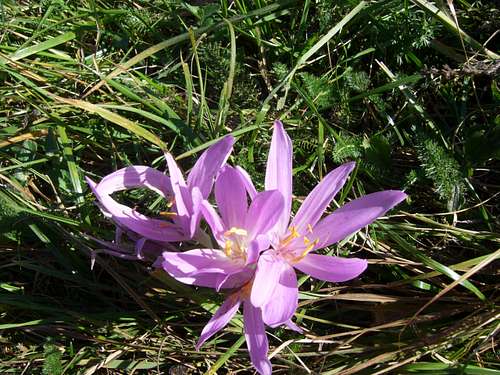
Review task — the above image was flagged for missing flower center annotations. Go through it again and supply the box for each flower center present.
[279,225,319,264]
[223,227,249,261]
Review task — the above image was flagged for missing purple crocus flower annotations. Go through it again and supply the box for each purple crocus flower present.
[249,121,408,328]
[157,164,283,291]
[156,165,284,374]
[86,136,235,244]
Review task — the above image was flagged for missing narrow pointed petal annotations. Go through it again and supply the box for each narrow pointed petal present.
[199,200,225,243]
[215,166,247,229]
[165,153,190,220]
[294,254,367,282]
[165,153,187,186]
[262,263,298,328]
[235,166,257,200]
[285,319,303,333]
[265,120,292,234]
[312,190,407,249]
[291,162,355,234]
[86,176,185,242]
[250,252,282,307]
[160,249,242,288]
[243,301,272,375]
[187,135,235,198]
[244,190,284,239]
[196,294,241,350]
[189,186,203,238]
[96,166,172,197]
[161,249,237,274]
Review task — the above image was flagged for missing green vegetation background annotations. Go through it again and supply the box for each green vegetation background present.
[0,0,498,373]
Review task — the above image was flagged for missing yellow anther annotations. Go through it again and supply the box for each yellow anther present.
[290,226,300,238]
[281,226,301,247]
[303,236,310,245]
[299,238,319,259]
[159,211,177,217]
[224,240,233,257]
[224,227,248,237]
[167,198,175,208]
[307,224,314,233]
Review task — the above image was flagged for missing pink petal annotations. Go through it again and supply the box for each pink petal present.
[250,252,282,307]
[246,235,271,265]
[215,166,248,229]
[294,254,367,282]
[189,186,203,238]
[86,176,185,242]
[291,162,355,235]
[216,267,254,290]
[265,120,293,235]
[160,249,242,288]
[284,319,303,333]
[165,153,190,219]
[199,200,225,244]
[170,272,226,289]
[161,249,236,273]
[312,190,407,249]
[243,301,272,375]
[187,135,235,198]
[262,263,298,328]
[196,294,241,350]
[235,166,257,200]
[96,165,172,197]
[244,190,284,240]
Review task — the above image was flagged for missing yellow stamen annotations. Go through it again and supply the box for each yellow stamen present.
[224,240,233,257]
[281,226,300,247]
[303,236,310,245]
[295,238,319,262]
[307,224,314,233]
[224,227,248,237]
[290,226,300,238]
[159,211,177,217]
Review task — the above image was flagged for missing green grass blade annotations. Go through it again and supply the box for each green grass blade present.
[53,96,166,150]
[4,31,75,62]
